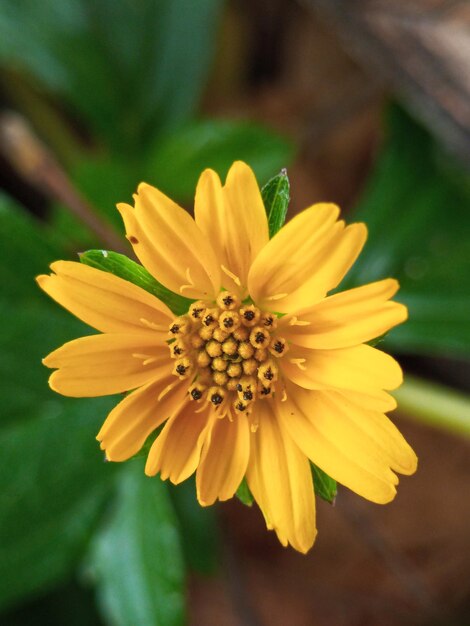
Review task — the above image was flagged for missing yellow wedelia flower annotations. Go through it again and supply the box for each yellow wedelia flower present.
[37,161,417,553]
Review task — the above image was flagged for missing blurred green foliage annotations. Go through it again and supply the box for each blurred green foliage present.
[89,461,185,626]
[0,0,469,624]
[347,107,470,358]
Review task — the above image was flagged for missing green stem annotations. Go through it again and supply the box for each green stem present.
[394,375,470,437]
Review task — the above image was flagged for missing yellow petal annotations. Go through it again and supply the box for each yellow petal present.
[282,344,403,397]
[37,261,173,334]
[336,388,398,413]
[145,403,212,482]
[335,392,417,476]
[196,412,250,506]
[284,223,367,313]
[246,401,316,553]
[276,386,413,503]
[44,333,171,397]
[194,162,269,295]
[118,182,221,300]
[282,279,408,349]
[248,203,341,311]
[97,375,188,462]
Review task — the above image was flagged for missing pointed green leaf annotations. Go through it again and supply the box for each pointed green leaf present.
[261,169,290,238]
[236,478,254,507]
[90,462,185,626]
[311,464,337,504]
[80,250,193,316]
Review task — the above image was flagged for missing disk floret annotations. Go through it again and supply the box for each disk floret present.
[168,292,289,417]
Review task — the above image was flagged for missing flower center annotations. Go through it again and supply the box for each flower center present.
[168,291,288,417]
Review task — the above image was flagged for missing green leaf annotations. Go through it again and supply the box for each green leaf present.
[235,467,337,507]
[235,478,254,507]
[345,106,470,358]
[90,462,185,626]
[0,397,116,611]
[261,169,291,238]
[0,303,87,429]
[311,464,337,504]
[80,250,193,316]
[146,119,294,202]
[0,195,64,303]
[0,197,118,609]
[0,0,225,152]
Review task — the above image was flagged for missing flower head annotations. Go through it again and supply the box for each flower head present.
[37,161,417,553]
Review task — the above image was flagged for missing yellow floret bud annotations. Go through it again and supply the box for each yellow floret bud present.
[208,386,225,407]
[269,336,288,357]
[190,333,205,349]
[249,326,270,349]
[222,337,238,356]
[206,340,222,358]
[197,350,211,368]
[212,356,228,372]
[254,348,268,362]
[237,377,256,403]
[219,311,240,332]
[216,291,240,311]
[202,308,219,329]
[258,359,278,383]
[212,327,230,343]
[170,339,186,358]
[260,312,277,330]
[238,341,254,359]
[173,357,192,379]
[169,315,191,336]
[233,400,250,414]
[189,301,206,321]
[242,358,258,376]
[213,371,229,387]
[240,304,260,327]
[188,382,206,402]
[199,325,214,341]
[227,362,242,378]
[233,326,249,341]
[257,381,272,398]
[226,377,241,391]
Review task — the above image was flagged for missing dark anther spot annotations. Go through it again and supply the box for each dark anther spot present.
[203,315,214,326]
[236,402,246,411]
[173,346,183,355]
[170,324,180,334]
[223,317,234,328]
[223,296,233,306]
[274,341,284,353]
[191,388,202,400]
[264,368,274,381]
[263,317,273,326]
[176,364,187,375]
[244,310,255,320]
[236,383,243,392]
[260,386,270,395]
[243,390,253,401]
[128,235,139,244]
[211,393,223,406]
[255,331,265,344]
[192,308,203,318]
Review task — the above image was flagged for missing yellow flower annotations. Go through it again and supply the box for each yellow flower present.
[37,161,417,553]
